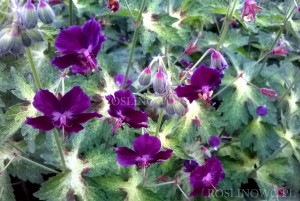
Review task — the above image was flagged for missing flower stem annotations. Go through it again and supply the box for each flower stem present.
[250,141,289,175]
[179,49,211,83]
[52,129,67,171]
[144,180,175,188]
[277,71,300,106]
[155,109,164,136]
[18,155,59,174]
[69,0,73,25]
[176,184,190,200]
[216,0,239,51]
[26,48,42,89]
[122,0,148,89]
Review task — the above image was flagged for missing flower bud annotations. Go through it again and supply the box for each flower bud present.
[107,0,120,13]
[184,42,199,55]
[21,0,38,29]
[201,146,211,158]
[0,33,13,54]
[27,29,44,42]
[210,49,228,71]
[165,99,175,116]
[153,67,167,94]
[208,135,221,150]
[37,0,56,24]
[21,31,32,47]
[138,67,151,86]
[259,88,278,99]
[173,101,186,116]
[192,116,201,128]
[256,105,268,116]
[271,41,289,56]
[150,96,165,108]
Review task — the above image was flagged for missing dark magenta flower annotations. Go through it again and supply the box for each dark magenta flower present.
[51,18,106,75]
[242,0,262,22]
[184,160,199,173]
[107,0,120,13]
[26,86,102,140]
[208,135,221,150]
[175,65,222,103]
[105,90,148,135]
[116,133,173,168]
[256,105,268,116]
[271,41,289,56]
[115,74,132,88]
[190,156,225,197]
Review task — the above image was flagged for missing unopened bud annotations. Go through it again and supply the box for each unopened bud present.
[165,97,175,115]
[271,41,289,56]
[153,67,167,94]
[192,116,201,128]
[256,105,268,116]
[107,0,120,13]
[21,31,32,47]
[138,67,151,86]
[0,33,13,54]
[11,35,24,55]
[210,49,228,71]
[184,43,199,55]
[173,101,186,116]
[150,96,165,108]
[260,88,278,99]
[21,0,38,29]
[201,146,211,158]
[37,0,56,24]
[27,29,43,42]
[208,135,221,150]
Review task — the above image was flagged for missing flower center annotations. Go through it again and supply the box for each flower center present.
[202,173,213,185]
[137,155,151,168]
[80,50,97,70]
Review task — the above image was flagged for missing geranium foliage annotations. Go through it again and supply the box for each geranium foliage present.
[0,0,300,201]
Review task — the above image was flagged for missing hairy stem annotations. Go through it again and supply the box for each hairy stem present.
[177,184,190,200]
[0,155,16,174]
[155,109,164,136]
[26,48,42,89]
[216,0,239,51]
[144,180,175,188]
[52,129,67,171]
[212,76,241,99]
[122,0,148,89]
[69,0,73,25]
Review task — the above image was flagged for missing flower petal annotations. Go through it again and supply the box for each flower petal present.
[33,89,62,115]
[174,85,200,103]
[151,149,173,163]
[116,147,138,166]
[122,107,148,128]
[26,116,55,131]
[72,112,102,124]
[190,65,221,89]
[51,54,80,70]
[64,122,84,133]
[115,74,132,88]
[55,26,88,54]
[133,133,160,156]
[60,86,91,114]
[82,18,101,49]
[91,34,107,56]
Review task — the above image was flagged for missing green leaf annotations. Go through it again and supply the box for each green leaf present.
[0,147,15,201]
[239,119,280,160]
[99,167,163,201]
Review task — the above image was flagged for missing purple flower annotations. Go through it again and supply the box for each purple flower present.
[115,74,132,88]
[116,133,173,168]
[242,0,262,22]
[190,156,225,197]
[184,160,199,173]
[175,65,222,103]
[208,135,221,150]
[51,18,106,75]
[210,49,228,71]
[105,90,148,135]
[256,105,268,116]
[26,86,102,140]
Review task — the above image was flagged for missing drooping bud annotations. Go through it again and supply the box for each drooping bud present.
[256,105,268,116]
[27,29,44,42]
[107,0,120,13]
[150,96,166,108]
[11,35,24,55]
[242,0,262,22]
[0,32,13,54]
[37,0,56,24]
[259,88,278,99]
[271,41,289,56]
[184,42,199,55]
[165,97,175,116]
[173,101,186,116]
[153,67,167,94]
[210,49,228,71]
[201,146,211,158]
[138,66,152,86]
[21,0,38,29]
[21,31,32,47]
[208,135,221,150]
